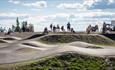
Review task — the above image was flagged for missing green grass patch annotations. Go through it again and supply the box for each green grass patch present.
[2,53,110,70]
[38,34,115,46]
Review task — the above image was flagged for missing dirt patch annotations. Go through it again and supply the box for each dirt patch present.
[86,46,103,49]
[26,34,44,40]
[3,38,16,40]
[15,48,38,55]
[0,40,7,43]
[22,43,39,47]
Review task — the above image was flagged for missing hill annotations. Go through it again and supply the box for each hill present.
[38,34,115,46]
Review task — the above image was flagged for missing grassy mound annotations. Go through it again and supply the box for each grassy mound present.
[39,34,115,46]
[14,53,108,70]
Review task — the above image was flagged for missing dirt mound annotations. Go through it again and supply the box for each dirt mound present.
[0,40,7,43]
[68,41,103,49]
[15,48,38,55]
[39,34,115,46]
[26,34,44,40]
[2,37,17,40]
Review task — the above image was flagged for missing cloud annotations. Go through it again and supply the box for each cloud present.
[0,10,115,31]
[83,0,100,8]
[57,0,115,10]
[108,0,115,4]
[57,3,84,9]
[22,1,47,8]
[8,0,20,4]
[90,0,115,9]
[0,12,29,18]
[56,0,98,10]
[8,0,47,9]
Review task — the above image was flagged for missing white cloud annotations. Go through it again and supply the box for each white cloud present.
[0,11,115,32]
[0,12,29,17]
[75,11,115,18]
[57,0,115,10]
[8,0,47,9]
[8,0,20,4]
[25,11,115,25]
[83,0,100,8]
[57,0,98,10]
[57,3,86,10]
[22,1,47,8]
[108,0,115,3]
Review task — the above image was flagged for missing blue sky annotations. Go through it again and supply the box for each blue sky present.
[0,0,115,32]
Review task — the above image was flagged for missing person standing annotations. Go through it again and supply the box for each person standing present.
[86,25,92,34]
[6,28,12,35]
[95,25,99,32]
[67,22,71,31]
[102,22,106,34]
[53,25,56,33]
[61,26,65,32]
[71,28,75,33]
[43,27,48,35]
[50,24,53,32]
[57,24,60,32]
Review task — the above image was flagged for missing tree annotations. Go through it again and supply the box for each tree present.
[15,17,21,32]
[16,17,20,26]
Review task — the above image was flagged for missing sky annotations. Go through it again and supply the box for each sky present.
[0,0,115,32]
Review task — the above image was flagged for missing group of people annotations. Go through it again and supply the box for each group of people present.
[86,25,99,34]
[1,17,113,35]
[43,22,75,34]
[102,22,112,34]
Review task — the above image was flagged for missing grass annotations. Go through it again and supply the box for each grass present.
[2,53,109,70]
[38,34,115,46]
[0,53,109,70]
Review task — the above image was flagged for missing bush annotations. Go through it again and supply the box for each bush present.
[15,53,108,70]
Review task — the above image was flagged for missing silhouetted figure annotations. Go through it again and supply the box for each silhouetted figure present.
[102,22,107,34]
[71,28,75,33]
[86,25,92,34]
[61,26,65,32]
[56,24,60,32]
[6,28,12,35]
[106,25,112,34]
[53,26,56,32]
[43,27,48,34]
[91,25,99,32]
[50,24,53,31]
[95,25,99,32]
[67,22,71,31]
